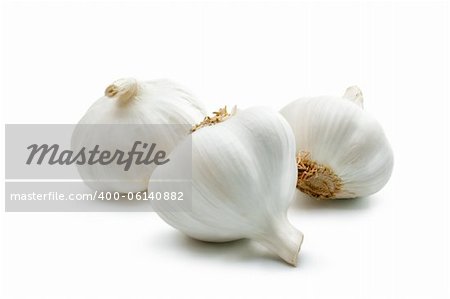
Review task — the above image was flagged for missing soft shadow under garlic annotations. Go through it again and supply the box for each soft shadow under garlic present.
[150,230,305,268]
[291,192,373,211]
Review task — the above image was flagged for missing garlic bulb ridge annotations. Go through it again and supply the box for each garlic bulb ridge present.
[281,86,394,199]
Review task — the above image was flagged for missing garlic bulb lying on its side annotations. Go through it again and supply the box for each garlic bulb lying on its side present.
[280,86,393,199]
[149,107,304,266]
[72,78,206,192]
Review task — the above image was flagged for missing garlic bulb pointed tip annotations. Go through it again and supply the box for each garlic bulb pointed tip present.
[343,85,364,108]
[255,218,304,266]
[104,77,139,103]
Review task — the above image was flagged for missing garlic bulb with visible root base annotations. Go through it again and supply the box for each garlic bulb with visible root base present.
[280,86,393,199]
[148,107,304,266]
[71,78,206,192]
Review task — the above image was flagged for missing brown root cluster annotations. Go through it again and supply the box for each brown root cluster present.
[191,106,234,133]
[297,152,342,199]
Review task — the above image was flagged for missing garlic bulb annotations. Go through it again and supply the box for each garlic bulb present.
[280,86,393,199]
[149,107,304,266]
[72,78,206,192]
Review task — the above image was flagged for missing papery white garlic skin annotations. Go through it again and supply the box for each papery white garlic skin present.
[71,78,206,193]
[280,87,393,199]
[149,107,304,266]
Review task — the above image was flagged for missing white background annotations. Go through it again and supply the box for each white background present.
[1,0,449,298]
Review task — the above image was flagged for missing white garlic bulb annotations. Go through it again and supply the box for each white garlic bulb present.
[280,86,393,199]
[72,78,206,192]
[149,107,304,266]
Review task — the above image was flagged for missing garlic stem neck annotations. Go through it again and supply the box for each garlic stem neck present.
[343,85,364,108]
[255,217,304,266]
[297,152,342,199]
[191,106,236,132]
[105,78,139,104]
